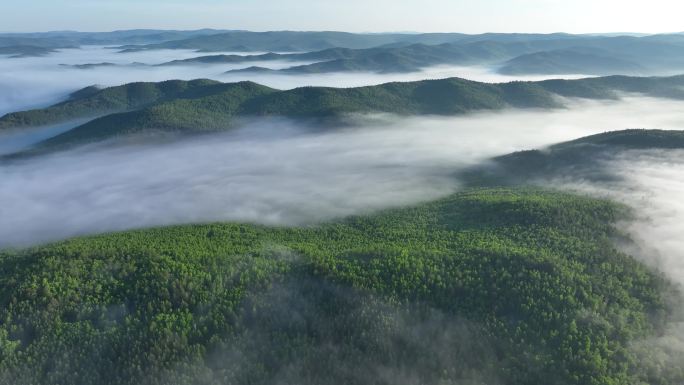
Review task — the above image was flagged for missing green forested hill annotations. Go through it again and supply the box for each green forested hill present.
[4,75,684,156]
[0,77,541,131]
[0,188,680,385]
[32,81,277,149]
[462,129,684,185]
[0,79,250,130]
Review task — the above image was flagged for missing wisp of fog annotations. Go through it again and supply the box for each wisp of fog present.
[2,97,684,246]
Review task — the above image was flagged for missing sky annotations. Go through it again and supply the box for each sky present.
[1,0,684,34]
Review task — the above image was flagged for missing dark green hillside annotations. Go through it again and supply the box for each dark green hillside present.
[4,75,684,156]
[19,78,557,153]
[462,129,684,186]
[38,81,276,148]
[238,78,554,116]
[0,79,262,130]
[0,188,679,385]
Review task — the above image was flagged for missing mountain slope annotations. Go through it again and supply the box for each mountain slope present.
[7,78,559,153]
[36,81,276,147]
[0,79,254,130]
[462,129,684,186]
[0,188,677,385]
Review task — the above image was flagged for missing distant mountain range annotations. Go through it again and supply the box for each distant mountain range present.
[114,31,621,52]
[0,29,230,57]
[6,30,684,76]
[53,33,684,76]
[129,32,684,76]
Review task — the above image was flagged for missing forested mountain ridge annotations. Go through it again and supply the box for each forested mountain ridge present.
[0,79,269,130]
[3,75,684,157]
[0,187,680,385]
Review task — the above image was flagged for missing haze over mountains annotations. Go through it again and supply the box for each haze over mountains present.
[148,33,684,76]
[5,30,684,76]
[2,26,684,385]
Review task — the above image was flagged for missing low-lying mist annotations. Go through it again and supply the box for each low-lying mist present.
[0,46,591,116]
[2,96,684,247]
[0,120,87,155]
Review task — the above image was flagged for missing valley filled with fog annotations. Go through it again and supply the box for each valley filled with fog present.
[2,96,684,246]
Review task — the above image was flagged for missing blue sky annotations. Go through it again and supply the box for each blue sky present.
[2,0,683,33]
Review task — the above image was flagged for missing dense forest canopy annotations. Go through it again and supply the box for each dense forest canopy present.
[1,188,681,385]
